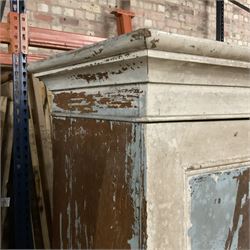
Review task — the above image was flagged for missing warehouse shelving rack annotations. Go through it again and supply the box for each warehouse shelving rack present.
[0,1,133,248]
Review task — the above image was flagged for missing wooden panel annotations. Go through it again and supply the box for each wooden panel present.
[148,56,250,88]
[52,85,145,118]
[52,118,146,249]
[145,120,250,250]
[50,82,250,121]
[37,53,148,91]
[29,103,50,249]
[34,28,250,250]
[1,81,13,100]
[188,167,249,250]
[0,96,7,141]
[1,101,13,231]
[29,77,54,219]
[146,84,250,120]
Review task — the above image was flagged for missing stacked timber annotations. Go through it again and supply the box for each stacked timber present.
[1,83,14,249]
[0,76,53,248]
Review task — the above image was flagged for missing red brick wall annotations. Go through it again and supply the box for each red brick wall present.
[2,0,250,47]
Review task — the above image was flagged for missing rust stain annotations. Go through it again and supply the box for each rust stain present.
[53,88,141,113]
[225,168,250,250]
[52,118,141,249]
[150,38,159,49]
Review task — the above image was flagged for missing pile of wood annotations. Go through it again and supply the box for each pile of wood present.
[1,76,53,248]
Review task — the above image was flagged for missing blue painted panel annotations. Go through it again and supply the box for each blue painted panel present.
[188,167,249,250]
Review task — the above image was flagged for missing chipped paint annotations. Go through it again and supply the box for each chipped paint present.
[74,71,108,83]
[59,213,63,249]
[53,87,143,117]
[188,167,250,250]
[52,118,146,249]
[84,225,88,249]
[129,28,151,42]
[74,201,81,249]
[66,202,71,247]
[39,53,148,92]
[38,28,250,250]
[150,38,159,49]
[126,123,141,249]
[225,167,250,249]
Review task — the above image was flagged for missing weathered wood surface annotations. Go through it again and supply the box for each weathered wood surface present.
[29,76,54,219]
[0,80,53,247]
[28,29,250,74]
[29,99,51,249]
[0,96,7,142]
[1,81,13,101]
[1,99,13,244]
[52,118,146,249]
[145,120,250,250]
[30,30,250,122]
[32,29,250,249]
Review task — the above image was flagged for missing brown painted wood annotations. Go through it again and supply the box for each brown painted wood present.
[52,118,144,249]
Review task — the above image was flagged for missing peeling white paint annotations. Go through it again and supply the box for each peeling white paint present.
[65,150,73,249]
[84,199,86,210]
[188,167,248,250]
[66,202,71,248]
[125,123,142,249]
[75,201,81,249]
[54,115,66,120]
[241,194,247,208]
[38,28,250,250]
[211,174,219,183]
[59,212,63,249]
[230,215,243,250]
[84,225,88,249]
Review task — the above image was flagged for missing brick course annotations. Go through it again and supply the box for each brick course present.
[2,0,250,47]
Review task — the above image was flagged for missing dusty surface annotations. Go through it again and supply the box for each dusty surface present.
[52,117,146,249]
[189,167,249,250]
[145,121,250,250]
[38,29,250,249]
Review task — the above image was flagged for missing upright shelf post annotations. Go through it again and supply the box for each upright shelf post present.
[10,0,33,247]
[216,0,224,41]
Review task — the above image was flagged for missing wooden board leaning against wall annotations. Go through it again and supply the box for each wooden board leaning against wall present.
[0,76,53,249]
